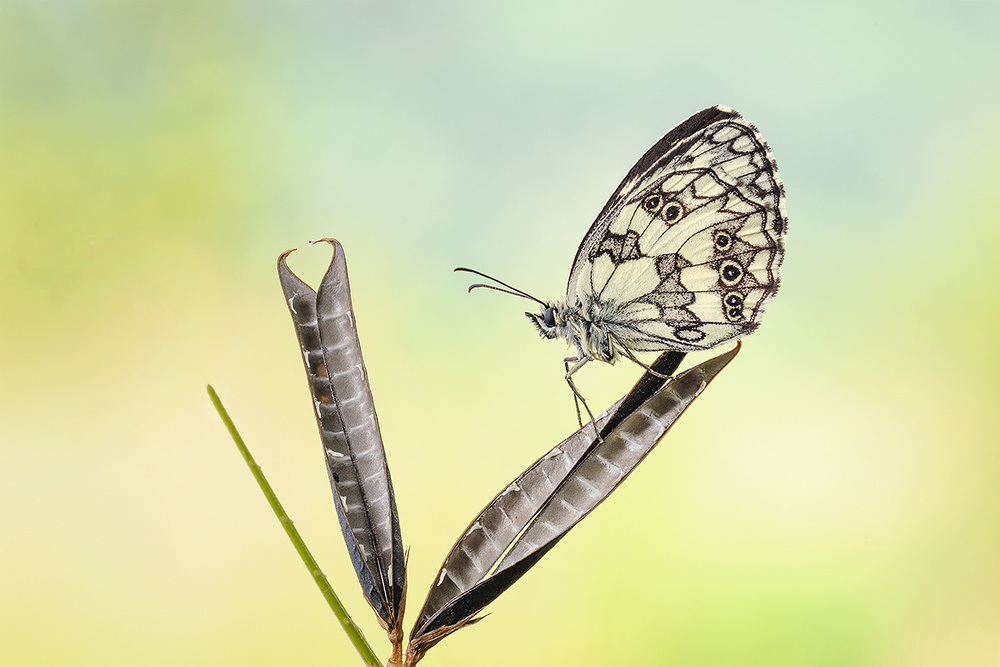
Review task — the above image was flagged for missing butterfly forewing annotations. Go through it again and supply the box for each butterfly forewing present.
[567,105,786,354]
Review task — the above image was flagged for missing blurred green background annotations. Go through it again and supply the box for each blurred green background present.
[2,2,998,665]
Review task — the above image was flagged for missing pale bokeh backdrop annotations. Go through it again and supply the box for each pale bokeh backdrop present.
[2,2,998,666]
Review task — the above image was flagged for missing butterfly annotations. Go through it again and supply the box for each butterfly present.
[458,106,787,425]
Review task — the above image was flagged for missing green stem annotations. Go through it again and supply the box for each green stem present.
[207,385,382,667]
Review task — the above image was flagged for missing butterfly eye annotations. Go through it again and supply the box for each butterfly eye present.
[723,292,745,321]
[719,260,744,286]
[543,307,556,328]
[641,194,662,212]
[663,202,683,222]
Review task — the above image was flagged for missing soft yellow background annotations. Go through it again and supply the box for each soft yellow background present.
[2,2,998,666]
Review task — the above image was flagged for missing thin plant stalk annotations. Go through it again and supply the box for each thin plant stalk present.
[207,384,382,667]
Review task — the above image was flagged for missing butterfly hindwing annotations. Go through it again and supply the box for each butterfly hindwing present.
[567,106,786,353]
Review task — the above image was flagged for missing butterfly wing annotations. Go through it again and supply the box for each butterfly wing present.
[568,106,787,353]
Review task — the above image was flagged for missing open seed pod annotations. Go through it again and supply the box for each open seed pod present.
[278,239,407,653]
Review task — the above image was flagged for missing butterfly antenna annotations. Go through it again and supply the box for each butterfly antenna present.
[454,267,547,307]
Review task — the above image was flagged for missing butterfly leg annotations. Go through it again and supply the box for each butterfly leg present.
[622,346,675,380]
[613,335,679,381]
[563,357,584,427]
[564,356,600,440]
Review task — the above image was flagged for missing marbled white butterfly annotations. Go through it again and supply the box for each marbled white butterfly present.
[459,106,787,423]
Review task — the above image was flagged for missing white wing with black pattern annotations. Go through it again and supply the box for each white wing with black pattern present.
[566,105,786,354]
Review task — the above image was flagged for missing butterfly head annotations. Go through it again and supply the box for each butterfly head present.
[526,304,561,340]
[456,267,558,335]
[456,267,618,363]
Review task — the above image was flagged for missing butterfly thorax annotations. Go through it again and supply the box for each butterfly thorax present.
[526,296,624,364]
